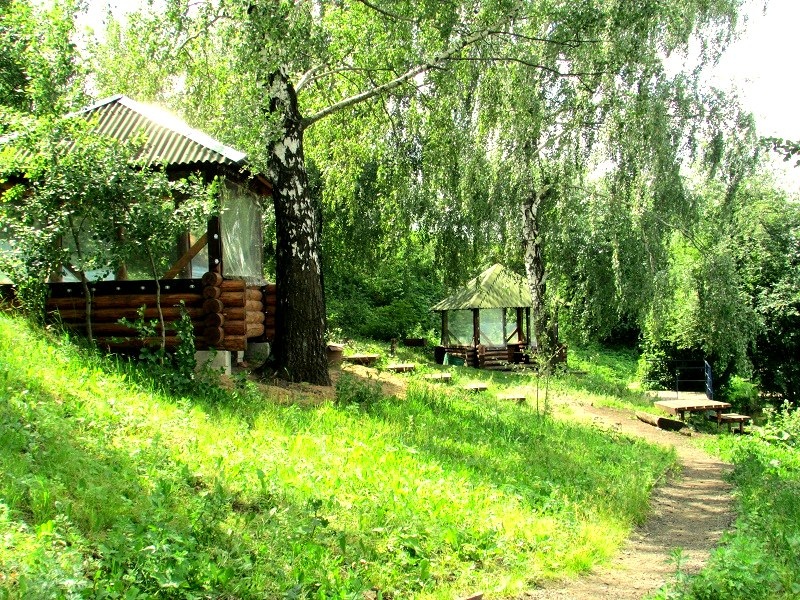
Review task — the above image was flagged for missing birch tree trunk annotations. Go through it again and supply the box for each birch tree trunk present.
[266,68,330,385]
[522,189,555,360]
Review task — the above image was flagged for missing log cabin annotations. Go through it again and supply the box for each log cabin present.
[0,95,276,356]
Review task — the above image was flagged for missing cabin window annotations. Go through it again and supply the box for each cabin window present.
[220,182,263,282]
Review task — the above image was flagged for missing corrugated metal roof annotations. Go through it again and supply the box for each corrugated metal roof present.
[77,95,247,167]
[430,264,532,311]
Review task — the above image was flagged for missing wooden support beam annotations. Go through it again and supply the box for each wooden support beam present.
[163,232,208,280]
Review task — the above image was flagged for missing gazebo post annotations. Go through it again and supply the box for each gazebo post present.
[472,308,481,368]
[525,307,532,348]
[441,311,449,346]
[516,307,525,343]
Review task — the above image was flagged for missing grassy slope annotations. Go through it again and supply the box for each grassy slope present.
[0,313,675,599]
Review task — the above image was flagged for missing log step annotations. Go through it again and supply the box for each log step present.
[386,363,415,373]
[344,353,380,367]
[423,372,452,382]
[636,411,686,432]
[498,393,526,404]
[463,382,488,392]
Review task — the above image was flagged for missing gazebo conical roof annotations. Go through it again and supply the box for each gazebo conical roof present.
[430,264,531,311]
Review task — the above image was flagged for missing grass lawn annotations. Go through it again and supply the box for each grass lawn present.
[0,313,676,599]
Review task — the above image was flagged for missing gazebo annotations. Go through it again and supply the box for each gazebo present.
[430,264,533,369]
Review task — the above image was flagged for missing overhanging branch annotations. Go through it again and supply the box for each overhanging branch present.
[302,25,502,128]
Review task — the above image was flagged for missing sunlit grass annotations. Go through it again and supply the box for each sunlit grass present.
[0,313,675,598]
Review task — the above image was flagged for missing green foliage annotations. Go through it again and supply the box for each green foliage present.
[0,0,86,117]
[0,312,675,599]
[326,248,443,341]
[118,301,197,389]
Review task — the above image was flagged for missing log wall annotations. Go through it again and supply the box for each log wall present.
[45,273,277,353]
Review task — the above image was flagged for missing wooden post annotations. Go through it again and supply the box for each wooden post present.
[525,307,532,348]
[516,307,525,343]
[472,308,480,348]
[441,311,449,346]
[207,216,223,275]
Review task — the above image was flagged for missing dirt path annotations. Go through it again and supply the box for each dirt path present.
[520,397,735,599]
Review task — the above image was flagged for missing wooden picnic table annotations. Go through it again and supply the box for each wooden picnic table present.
[653,398,732,423]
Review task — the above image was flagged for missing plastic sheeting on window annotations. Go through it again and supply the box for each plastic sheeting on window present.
[479,309,505,346]
[446,310,474,346]
[221,182,264,283]
[446,308,510,347]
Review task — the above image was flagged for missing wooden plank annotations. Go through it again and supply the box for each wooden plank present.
[207,216,222,275]
[48,278,204,297]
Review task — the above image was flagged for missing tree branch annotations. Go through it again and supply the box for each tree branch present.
[352,0,416,23]
[297,66,401,95]
[302,25,505,127]
[447,56,606,79]
[296,64,326,94]
[486,29,601,48]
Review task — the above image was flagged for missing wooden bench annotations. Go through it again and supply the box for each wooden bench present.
[718,413,751,433]
[386,363,415,373]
